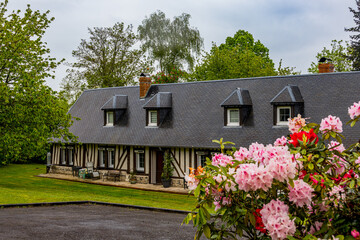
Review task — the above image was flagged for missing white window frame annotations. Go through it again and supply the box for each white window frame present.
[106,111,114,126]
[277,106,291,126]
[148,110,158,126]
[98,148,105,168]
[135,150,145,172]
[227,108,240,126]
[108,148,115,168]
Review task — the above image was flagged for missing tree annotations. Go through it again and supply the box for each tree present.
[189,30,279,81]
[138,10,203,74]
[62,22,149,104]
[0,0,76,165]
[308,40,353,73]
[345,0,360,70]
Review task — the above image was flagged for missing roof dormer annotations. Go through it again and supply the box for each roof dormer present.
[143,92,172,127]
[221,88,252,126]
[101,95,128,126]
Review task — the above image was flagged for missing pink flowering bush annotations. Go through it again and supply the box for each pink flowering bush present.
[320,115,343,134]
[184,101,360,240]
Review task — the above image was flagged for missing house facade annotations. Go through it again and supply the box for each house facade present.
[50,71,360,186]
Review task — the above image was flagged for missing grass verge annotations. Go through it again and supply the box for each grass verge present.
[0,164,196,211]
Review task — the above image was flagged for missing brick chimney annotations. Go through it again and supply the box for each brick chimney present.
[318,63,334,73]
[139,73,151,98]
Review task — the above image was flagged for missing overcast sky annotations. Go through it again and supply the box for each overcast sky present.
[6,0,357,91]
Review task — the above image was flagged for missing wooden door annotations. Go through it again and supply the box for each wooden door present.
[156,151,164,184]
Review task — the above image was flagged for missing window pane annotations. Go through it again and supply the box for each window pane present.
[279,108,290,121]
[68,149,73,165]
[229,109,239,123]
[108,150,114,168]
[99,150,105,167]
[61,149,66,165]
[107,112,114,125]
[200,155,206,167]
[150,111,157,124]
[136,152,145,171]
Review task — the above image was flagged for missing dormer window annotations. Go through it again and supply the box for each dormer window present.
[106,111,114,126]
[101,95,128,127]
[276,106,291,125]
[143,92,172,128]
[270,85,304,126]
[221,88,252,127]
[227,108,240,126]
[148,110,158,126]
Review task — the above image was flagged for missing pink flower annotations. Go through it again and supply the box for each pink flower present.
[260,200,296,240]
[319,115,343,133]
[249,142,266,164]
[212,153,233,167]
[328,141,346,152]
[234,147,250,161]
[274,136,288,146]
[351,229,360,238]
[263,146,297,182]
[185,174,199,191]
[288,114,306,134]
[288,179,314,207]
[309,221,323,235]
[234,164,273,191]
[348,101,360,119]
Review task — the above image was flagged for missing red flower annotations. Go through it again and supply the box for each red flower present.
[289,129,318,147]
[253,209,267,234]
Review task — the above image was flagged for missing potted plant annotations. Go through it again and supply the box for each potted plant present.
[161,151,174,188]
[129,170,137,184]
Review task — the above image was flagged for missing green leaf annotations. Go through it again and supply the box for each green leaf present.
[182,213,193,225]
[249,212,256,226]
[350,179,355,188]
[203,225,211,239]
[288,178,295,188]
[308,163,314,170]
[194,184,201,197]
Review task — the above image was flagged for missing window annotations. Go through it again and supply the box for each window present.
[108,148,115,168]
[148,110,158,126]
[68,147,73,165]
[106,111,114,126]
[135,150,145,172]
[98,148,105,168]
[197,152,207,167]
[276,106,291,125]
[227,108,240,126]
[61,148,66,165]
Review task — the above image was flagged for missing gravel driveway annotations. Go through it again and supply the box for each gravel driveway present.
[0,204,204,240]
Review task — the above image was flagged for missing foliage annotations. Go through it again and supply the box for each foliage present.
[189,43,277,81]
[308,40,353,73]
[345,0,360,70]
[138,10,203,75]
[184,102,360,239]
[189,30,298,81]
[61,22,150,104]
[277,59,301,76]
[0,0,76,165]
[0,164,197,210]
[161,151,174,180]
[152,67,184,84]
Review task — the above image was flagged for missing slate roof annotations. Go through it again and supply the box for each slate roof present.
[68,72,360,148]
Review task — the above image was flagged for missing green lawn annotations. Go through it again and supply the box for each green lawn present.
[0,164,197,211]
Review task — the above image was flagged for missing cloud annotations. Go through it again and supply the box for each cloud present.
[5,0,358,90]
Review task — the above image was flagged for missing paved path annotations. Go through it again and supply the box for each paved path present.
[0,204,203,240]
[38,174,189,195]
